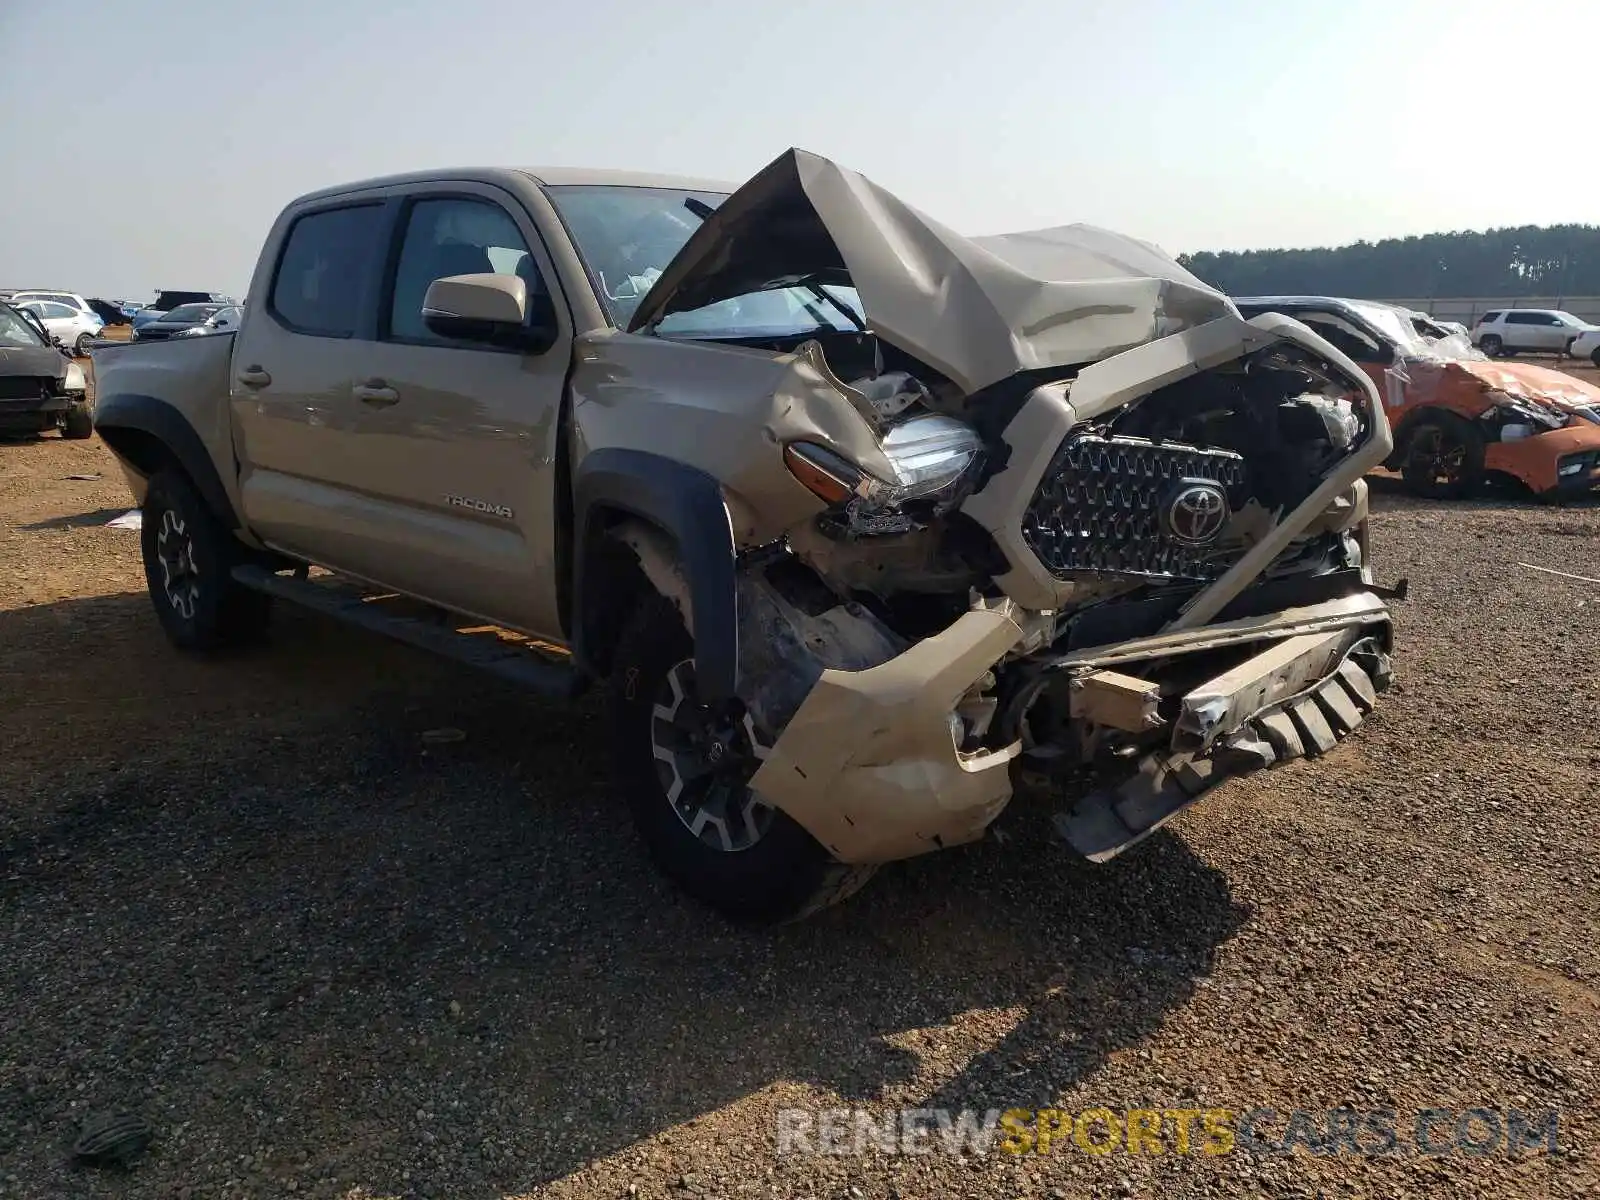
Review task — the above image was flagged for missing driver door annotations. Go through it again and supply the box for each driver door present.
[329,184,574,638]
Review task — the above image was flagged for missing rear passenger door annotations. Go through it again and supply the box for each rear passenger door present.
[327,184,573,638]
[229,199,390,569]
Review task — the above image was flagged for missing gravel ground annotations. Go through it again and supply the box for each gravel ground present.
[1,393,1598,1198]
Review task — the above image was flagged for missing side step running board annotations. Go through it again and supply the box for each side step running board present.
[230,565,584,698]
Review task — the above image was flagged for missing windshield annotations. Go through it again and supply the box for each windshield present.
[0,304,46,348]
[544,184,865,338]
[1344,301,1430,356]
[165,304,222,322]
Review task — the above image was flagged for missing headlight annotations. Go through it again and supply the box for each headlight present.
[64,362,86,392]
[1486,389,1566,431]
[784,414,986,533]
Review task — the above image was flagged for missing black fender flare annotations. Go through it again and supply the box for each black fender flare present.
[94,393,240,529]
[573,449,738,703]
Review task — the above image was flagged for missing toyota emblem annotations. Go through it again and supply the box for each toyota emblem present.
[1162,480,1230,546]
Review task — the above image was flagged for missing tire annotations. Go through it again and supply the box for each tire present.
[140,469,271,652]
[1590,347,1600,368]
[60,405,93,440]
[609,591,875,923]
[1401,413,1485,500]
[1479,334,1502,357]
[74,333,94,357]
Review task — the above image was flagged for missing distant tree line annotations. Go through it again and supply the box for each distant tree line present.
[1178,225,1600,299]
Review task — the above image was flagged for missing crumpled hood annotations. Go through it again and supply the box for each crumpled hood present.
[628,148,1236,395]
[1448,358,1600,413]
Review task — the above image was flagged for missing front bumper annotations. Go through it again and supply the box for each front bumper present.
[1484,423,1600,495]
[750,591,1392,865]
[0,394,76,432]
[1056,624,1390,861]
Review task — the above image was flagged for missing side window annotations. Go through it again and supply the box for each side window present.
[1504,312,1540,325]
[37,302,73,319]
[385,197,551,345]
[269,204,385,337]
[1479,311,1502,324]
[1298,313,1384,363]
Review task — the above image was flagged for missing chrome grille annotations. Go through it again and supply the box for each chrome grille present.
[1021,433,1247,581]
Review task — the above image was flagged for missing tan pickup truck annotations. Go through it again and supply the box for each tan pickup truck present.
[93,148,1401,922]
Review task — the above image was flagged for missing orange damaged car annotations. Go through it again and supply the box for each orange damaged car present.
[1235,296,1600,500]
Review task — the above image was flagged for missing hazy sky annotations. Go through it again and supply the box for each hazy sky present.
[3,0,1596,300]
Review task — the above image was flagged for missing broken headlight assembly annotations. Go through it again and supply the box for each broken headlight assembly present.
[1486,389,1569,434]
[783,414,985,536]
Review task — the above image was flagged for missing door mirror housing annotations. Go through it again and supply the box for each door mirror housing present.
[421,273,554,352]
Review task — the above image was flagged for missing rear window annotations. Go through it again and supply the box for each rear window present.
[269,204,385,337]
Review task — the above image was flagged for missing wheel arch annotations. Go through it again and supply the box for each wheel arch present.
[572,449,738,702]
[95,393,240,529]
[1384,404,1474,469]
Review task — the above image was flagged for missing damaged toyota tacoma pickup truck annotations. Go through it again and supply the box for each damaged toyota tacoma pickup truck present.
[94,149,1401,922]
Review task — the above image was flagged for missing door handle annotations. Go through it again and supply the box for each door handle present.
[237,365,272,388]
[353,380,399,407]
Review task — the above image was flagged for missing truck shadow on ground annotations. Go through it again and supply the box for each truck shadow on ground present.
[0,593,1246,1197]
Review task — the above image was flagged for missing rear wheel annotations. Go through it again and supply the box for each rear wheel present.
[1479,334,1502,357]
[609,592,874,923]
[74,333,94,357]
[1401,414,1485,500]
[140,469,271,651]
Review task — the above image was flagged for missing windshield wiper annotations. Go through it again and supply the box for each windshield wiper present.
[790,275,865,332]
[684,197,717,221]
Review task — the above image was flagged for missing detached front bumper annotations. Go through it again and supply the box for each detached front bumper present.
[1056,618,1391,861]
[750,591,1392,866]
[749,603,1028,864]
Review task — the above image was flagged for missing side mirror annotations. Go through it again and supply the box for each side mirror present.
[421,272,554,352]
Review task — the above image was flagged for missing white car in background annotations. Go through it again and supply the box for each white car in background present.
[1571,327,1600,367]
[1469,308,1599,358]
[7,291,97,320]
[15,299,104,356]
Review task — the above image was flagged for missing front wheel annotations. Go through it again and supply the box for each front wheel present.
[1590,346,1600,368]
[60,405,93,439]
[140,469,271,652]
[609,592,875,923]
[1401,414,1485,500]
[74,333,94,357]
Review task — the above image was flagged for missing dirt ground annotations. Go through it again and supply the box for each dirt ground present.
[1,369,1598,1199]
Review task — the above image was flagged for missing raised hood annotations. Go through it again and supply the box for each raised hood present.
[627,148,1236,396]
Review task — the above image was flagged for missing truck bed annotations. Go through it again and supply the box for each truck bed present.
[92,331,237,415]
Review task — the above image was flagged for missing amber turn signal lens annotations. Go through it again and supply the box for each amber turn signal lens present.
[783,443,860,505]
